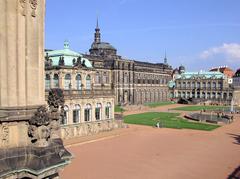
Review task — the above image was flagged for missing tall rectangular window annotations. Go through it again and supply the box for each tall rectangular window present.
[73,110,80,123]
[105,107,110,119]
[84,109,90,122]
[95,108,100,120]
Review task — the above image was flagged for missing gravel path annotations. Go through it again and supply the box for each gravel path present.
[60,105,240,179]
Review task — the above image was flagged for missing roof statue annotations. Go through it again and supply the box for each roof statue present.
[45,41,93,68]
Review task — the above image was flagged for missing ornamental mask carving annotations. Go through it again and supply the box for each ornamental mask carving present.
[29,0,38,17]
[28,107,51,147]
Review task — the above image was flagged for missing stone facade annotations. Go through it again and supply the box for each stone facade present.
[233,69,240,106]
[84,22,173,105]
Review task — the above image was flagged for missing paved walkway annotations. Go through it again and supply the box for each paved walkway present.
[60,105,240,179]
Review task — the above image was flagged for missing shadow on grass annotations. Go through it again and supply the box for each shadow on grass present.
[228,133,240,145]
[228,165,240,179]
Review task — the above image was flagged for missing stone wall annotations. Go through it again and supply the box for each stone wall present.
[61,120,124,140]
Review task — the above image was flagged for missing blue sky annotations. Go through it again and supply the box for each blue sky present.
[45,0,240,71]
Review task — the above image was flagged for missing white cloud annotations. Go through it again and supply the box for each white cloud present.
[200,43,240,63]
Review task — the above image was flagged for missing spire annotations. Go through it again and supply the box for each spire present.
[64,40,70,49]
[94,17,101,43]
[96,16,99,29]
[164,51,168,64]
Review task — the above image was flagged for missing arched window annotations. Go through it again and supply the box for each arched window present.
[73,104,80,123]
[53,74,59,88]
[64,74,71,90]
[197,82,200,88]
[86,75,91,90]
[191,82,195,88]
[95,103,102,121]
[207,82,211,88]
[105,102,112,119]
[218,82,222,88]
[183,82,186,88]
[202,92,206,98]
[45,74,51,89]
[212,92,216,99]
[213,82,216,89]
[76,74,82,90]
[203,82,206,88]
[61,105,69,125]
[84,104,92,122]
[95,72,100,84]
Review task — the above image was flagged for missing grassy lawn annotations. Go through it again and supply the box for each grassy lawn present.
[171,105,229,111]
[124,112,220,131]
[114,105,125,112]
[144,101,175,108]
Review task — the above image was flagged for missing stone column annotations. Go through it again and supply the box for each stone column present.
[1,0,45,106]
[0,1,71,178]
[0,0,46,148]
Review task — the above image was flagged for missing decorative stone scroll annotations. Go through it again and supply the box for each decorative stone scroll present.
[29,0,38,17]
[19,0,38,17]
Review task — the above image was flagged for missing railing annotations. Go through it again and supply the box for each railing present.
[46,89,115,99]
[175,87,227,90]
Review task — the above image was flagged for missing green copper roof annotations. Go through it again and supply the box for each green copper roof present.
[45,41,93,68]
[176,71,225,80]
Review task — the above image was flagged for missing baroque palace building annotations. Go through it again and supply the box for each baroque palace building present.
[84,21,173,105]
[45,41,122,140]
[170,66,234,105]
[44,21,172,139]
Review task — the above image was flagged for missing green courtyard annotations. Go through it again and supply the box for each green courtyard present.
[124,112,220,131]
[171,105,229,111]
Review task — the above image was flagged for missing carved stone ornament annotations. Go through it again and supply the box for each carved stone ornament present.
[28,106,51,147]
[29,0,38,17]
[19,0,26,16]
[1,125,9,146]
[28,89,65,147]
[48,89,65,112]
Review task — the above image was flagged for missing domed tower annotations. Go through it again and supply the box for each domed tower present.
[179,65,186,74]
[89,19,117,57]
